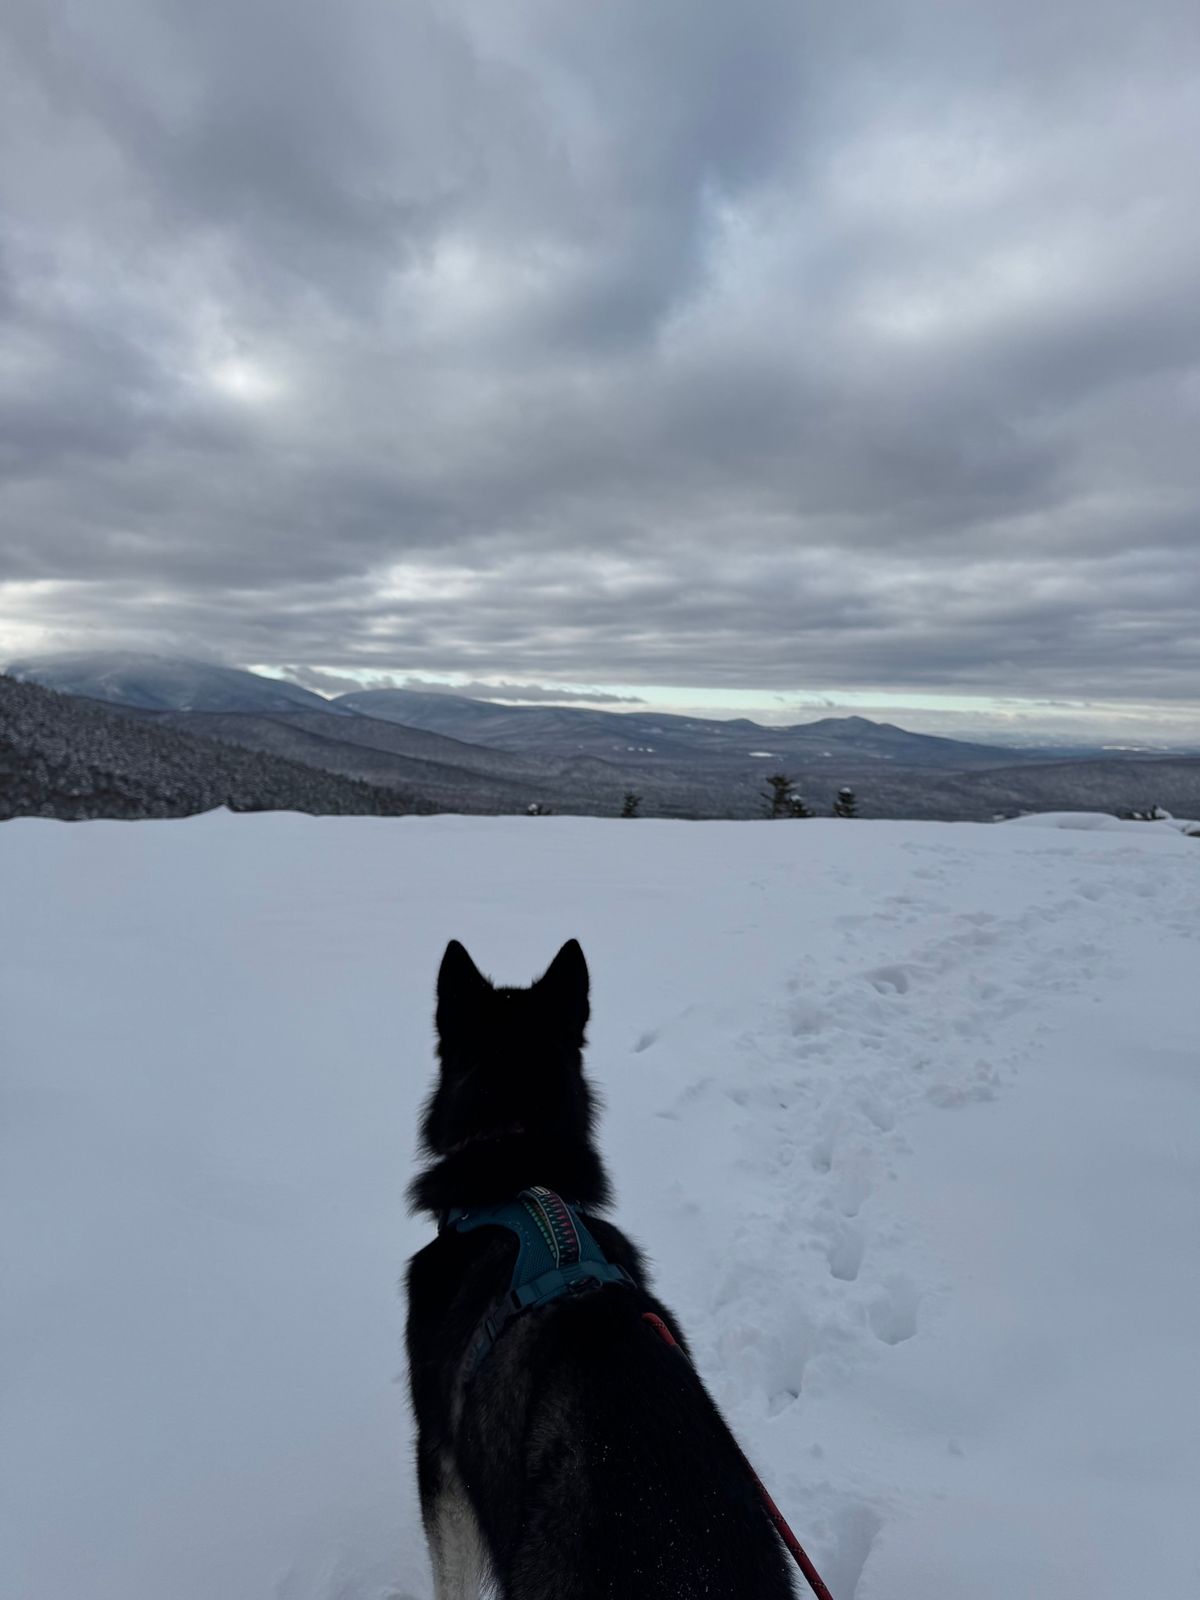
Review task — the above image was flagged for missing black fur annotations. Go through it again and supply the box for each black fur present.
[405,939,796,1599]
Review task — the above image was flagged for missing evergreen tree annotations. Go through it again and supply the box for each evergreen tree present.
[763,773,793,818]
[833,785,858,818]
[763,773,811,818]
[620,791,642,818]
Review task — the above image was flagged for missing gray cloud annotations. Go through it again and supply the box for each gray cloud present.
[1,0,1198,726]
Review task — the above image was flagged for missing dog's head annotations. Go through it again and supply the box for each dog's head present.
[410,939,611,1213]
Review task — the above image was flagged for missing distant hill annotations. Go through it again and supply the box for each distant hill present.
[0,674,416,821]
[935,756,1200,824]
[138,707,652,816]
[6,651,347,717]
[332,690,1035,770]
[128,703,1200,823]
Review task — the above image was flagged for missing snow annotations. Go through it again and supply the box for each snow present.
[3,811,1198,1600]
[1006,810,1200,838]
[1005,811,1157,833]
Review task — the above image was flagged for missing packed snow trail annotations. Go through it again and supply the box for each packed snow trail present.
[2,812,1197,1599]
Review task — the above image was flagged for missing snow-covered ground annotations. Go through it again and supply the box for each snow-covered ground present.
[3,811,1198,1600]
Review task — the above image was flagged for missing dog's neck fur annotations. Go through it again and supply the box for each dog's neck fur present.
[408,1129,612,1216]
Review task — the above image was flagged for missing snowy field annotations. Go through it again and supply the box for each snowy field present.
[3,810,1198,1600]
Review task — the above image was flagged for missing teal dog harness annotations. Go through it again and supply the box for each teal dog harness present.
[445,1186,632,1378]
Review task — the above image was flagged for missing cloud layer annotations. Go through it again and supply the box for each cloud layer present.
[2,0,1198,715]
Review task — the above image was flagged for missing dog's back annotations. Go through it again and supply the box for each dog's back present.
[406,940,796,1598]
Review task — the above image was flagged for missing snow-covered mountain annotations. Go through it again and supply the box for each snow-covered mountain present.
[9,657,1200,820]
[4,810,1197,1599]
[12,654,1026,766]
[6,650,347,715]
[333,688,1033,769]
[0,673,415,819]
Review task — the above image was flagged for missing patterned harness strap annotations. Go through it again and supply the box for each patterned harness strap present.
[521,1185,583,1267]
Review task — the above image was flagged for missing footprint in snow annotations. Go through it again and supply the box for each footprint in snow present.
[833,1150,875,1218]
[860,1095,895,1132]
[826,1224,865,1282]
[824,1504,885,1600]
[868,1275,920,1345]
[767,1385,800,1416]
[863,964,913,995]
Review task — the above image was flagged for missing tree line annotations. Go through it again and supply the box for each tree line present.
[524,780,861,818]
[762,774,857,818]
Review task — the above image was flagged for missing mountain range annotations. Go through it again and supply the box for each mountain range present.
[5,651,1199,823]
[331,688,1045,769]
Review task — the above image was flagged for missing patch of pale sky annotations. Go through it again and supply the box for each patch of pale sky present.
[204,357,284,404]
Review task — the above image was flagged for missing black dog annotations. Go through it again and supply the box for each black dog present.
[406,939,797,1598]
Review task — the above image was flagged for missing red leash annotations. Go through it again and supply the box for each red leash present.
[642,1312,836,1600]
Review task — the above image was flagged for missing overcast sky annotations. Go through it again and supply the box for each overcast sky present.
[1,0,1197,737]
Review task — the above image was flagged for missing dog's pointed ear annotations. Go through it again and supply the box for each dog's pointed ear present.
[436,940,490,1035]
[534,939,590,1039]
